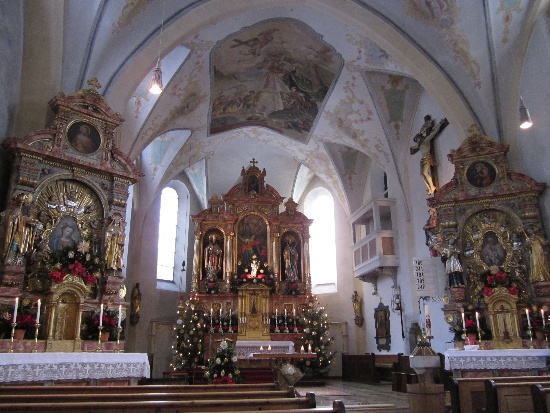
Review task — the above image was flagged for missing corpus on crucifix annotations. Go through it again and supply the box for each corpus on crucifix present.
[410,115,449,195]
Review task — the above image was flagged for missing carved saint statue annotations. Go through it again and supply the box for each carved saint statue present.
[105,216,125,270]
[204,233,223,280]
[526,228,550,283]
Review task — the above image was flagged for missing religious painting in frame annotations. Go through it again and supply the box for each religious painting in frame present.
[465,160,497,188]
[67,120,101,154]
[237,213,269,274]
[374,301,391,351]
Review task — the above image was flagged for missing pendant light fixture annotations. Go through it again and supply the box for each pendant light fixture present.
[519,96,532,129]
[149,0,166,95]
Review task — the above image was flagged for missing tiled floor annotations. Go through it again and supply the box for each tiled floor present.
[296,379,411,411]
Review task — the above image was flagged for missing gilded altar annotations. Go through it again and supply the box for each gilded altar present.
[190,160,314,341]
[0,80,140,351]
[426,125,550,349]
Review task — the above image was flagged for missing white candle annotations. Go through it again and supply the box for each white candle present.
[99,303,104,327]
[308,344,312,353]
[220,308,222,318]
[276,308,278,317]
[542,309,546,326]
[229,308,232,318]
[526,309,531,327]
[301,345,304,353]
[475,312,480,329]
[293,309,296,317]
[210,307,213,316]
[268,345,271,351]
[260,346,264,352]
[461,310,466,330]
[13,297,18,323]
[285,309,287,317]
[118,304,122,328]
[36,299,41,323]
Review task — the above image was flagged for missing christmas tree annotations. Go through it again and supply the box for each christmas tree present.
[170,294,206,370]
[299,296,335,377]
[205,338,243,384]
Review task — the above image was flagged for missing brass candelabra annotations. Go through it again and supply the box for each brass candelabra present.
[96,325,104,352]
[527,326,534,349]
[32,323,40,353]
[7,322,17,353]
[115,326,123,352]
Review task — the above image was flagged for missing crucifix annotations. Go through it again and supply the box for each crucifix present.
[409,115,449,195]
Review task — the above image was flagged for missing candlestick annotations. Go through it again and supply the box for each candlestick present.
[526,308,531,327]
[285,309,287,317]
[99,303,104,327]
[300,345,304,353]
[276,308,278,317]
[308,343,312,353]
[32,323,40,353]
[542,309,546,326]
[475,312,480,329]
[293,308,296,317]
[461,310,466,330]
[117,305,122,328]
[96,325,104,352]
[13,297,18,322]
[7,322,16,352]
[115,326,123,352]
[36,299,41,324]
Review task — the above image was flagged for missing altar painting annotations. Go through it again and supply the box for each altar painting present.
[237,214,269,275]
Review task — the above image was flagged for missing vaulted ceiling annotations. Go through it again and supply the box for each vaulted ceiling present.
[20,0,549,214]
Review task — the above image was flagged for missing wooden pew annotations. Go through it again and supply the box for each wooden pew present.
[372,353,401,383]
[0,382,280,395]
[450,376,550,413]
[0,392,319,412]
[485,380,550,413]
[532,384,550,413]
[0,389,296,404]
[342,353,377,384]
[391,354,418,392]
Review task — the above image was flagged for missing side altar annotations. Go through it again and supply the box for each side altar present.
[424,125,550,353]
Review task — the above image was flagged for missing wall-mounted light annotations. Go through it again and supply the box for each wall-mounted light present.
[519,97,532,129]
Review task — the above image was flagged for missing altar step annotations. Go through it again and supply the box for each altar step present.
[240,368,275,383]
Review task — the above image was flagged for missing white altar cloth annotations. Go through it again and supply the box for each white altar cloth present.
[0,352,150,383]
[235,341,294,359]
[444,348,550,371]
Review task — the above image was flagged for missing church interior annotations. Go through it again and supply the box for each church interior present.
[2,1,550,412]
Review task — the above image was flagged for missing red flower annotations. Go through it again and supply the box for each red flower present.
[465,319,477,329]
[495,271,507,283]
[508,285,519,295]
[483,287,494,297]
[487,275,495,285]
[49,270,65,283]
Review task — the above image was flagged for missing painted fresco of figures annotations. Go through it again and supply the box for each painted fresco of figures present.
[525,228,550,282]
[204,232,223,280]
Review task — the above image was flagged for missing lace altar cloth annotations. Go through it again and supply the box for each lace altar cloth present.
[0,352,150,383]
[235,341,294,359]
[444,349,550,371]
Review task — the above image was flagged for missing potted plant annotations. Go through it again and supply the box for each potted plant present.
[81,308,118,341]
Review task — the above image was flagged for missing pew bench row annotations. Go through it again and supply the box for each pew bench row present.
[450,375,550,413]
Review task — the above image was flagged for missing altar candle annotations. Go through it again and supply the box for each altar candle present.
[210,307,213,317]
[36,299,41,323]
[308,344,312,353]
[229,308,232,318]
[461,310,466,330]
[118,304,122,328]
[268,345,271,351]
[475,311,480,329]
[260,346,264,352]
[220,308,222,318]
[542,309,546,326]
[301,345,304,353]
[13,297,18,323]
[276,308,278,317]
[293,309,296,317]
[99,303,104,327]
[526,309,532,327]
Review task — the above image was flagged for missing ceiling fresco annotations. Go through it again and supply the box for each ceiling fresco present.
[210,18,343,143]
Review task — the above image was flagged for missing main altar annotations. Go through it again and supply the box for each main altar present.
[184,159,314,359]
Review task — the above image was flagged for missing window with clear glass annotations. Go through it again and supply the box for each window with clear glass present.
[157,187,178,281]
[305,187,337,291]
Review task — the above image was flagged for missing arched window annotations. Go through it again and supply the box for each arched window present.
[157,187,179,281]
[304,187,337,292]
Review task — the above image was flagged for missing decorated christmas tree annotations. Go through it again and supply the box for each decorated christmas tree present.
[299,296,335,377]
[170,294,206,370]
[205,338,243,384]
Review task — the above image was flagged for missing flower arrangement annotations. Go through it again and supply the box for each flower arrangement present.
[206,280,219,294]
[284,280,301,295]
[80,307,118,340]
[231,262,274,292]
[480,267,520,298]
[204,339,242,384]
[34,241,103,287]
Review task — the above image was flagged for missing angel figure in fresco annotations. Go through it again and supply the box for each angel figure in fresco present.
[410,115,449,195]
[525,228,550,283]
